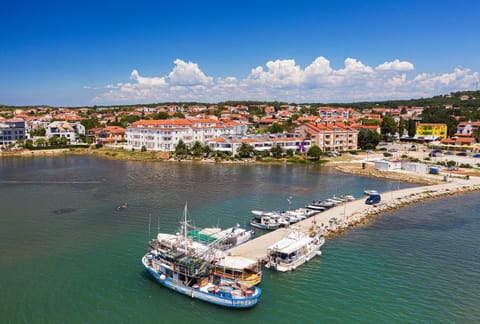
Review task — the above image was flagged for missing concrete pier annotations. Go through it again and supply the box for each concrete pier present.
[229,176,480,262]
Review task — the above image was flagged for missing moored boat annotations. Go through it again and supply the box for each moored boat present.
[142,253,261,308]
[187,224,255,251]
[265,228,325,272]
[250,215,282,230]
[142,203,262,308]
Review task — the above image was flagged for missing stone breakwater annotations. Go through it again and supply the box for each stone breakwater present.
[229,176,480,262]
[319,183,480,238]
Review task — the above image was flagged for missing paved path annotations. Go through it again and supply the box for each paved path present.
[229,175,480,262]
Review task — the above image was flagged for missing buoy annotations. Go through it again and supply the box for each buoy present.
[159,274,166,281]
[317,251,322,256]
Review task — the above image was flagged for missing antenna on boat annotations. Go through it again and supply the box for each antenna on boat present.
[148,214,152,241]
[157,216,160,234]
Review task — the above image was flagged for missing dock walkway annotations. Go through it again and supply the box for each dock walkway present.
[229,176,480,262]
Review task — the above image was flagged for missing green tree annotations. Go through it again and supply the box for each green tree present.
[237,143,254,158]
[120,115,140,127]
[407,119,416,137]
[202,143,212,157]
[380,115,397,140]
[358,130,381,150]
[25,139,33,149]
[191,141,203,157]
[473,128,480,143]
[153,111,169,120]
[174,139,188,157]
[30,128,46,136]
[270,144,283,158]
[36,138,46,147]
[307,145,322,160]
[48,136,60,146]
[81,118,100,130]
[268,122,283,134]
[173,112,185,119]
[398,117,406,137]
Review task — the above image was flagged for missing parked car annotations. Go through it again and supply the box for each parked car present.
[473,153,480,158]
[388,148,398,152]
[379,147,388,151]
[349,151,358,155]
[444,151,454,155]
[429,150,443,157]
[383,152,393,157]
[456,151,468,156]
[365,193,381,205]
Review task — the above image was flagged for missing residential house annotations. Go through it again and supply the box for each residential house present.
[87,126,126,144]
[46,121,85,143]
[455,121,480,137]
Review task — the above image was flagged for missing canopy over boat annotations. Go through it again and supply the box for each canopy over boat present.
[216,256,258,271]
[268,233,313,255]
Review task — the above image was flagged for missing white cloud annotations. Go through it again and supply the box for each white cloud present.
[93,56,479,103]
[168,59,212,86]
[130,69,167,87]
[376,59,414,71]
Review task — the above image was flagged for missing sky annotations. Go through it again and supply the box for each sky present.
[1,0,480,106]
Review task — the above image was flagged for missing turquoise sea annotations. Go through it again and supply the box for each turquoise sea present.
[0,156,479,323]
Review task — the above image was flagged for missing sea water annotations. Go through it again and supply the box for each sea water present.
[0,156,478,323]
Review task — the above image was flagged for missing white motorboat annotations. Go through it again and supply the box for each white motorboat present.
[265,229,325,272]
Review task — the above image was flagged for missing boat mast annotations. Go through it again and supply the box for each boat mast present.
[148,214,151,240]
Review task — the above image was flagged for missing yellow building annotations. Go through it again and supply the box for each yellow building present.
[416,123,448,139]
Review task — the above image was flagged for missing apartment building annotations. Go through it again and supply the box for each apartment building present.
[415,123,447,140]
[206,134,311,155]
[294,122,358,152]
[0,118,26,146]
[126,118,247,151]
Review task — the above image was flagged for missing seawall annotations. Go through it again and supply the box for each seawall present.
[228,176,480,262]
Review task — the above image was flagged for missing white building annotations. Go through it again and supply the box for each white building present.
[126,118,248,151]
[402,162,428,174]
[207,134,311,155]
[46,121,85,143]
[0,118,26,146]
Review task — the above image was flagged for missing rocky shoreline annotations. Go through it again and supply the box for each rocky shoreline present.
[316,181,480,239]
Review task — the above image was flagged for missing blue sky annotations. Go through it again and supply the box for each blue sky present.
[1,0,479,106]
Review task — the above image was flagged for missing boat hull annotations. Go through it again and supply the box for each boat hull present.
[265,246,320,272]
[249,222,280,230]
[142,257,261,308]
